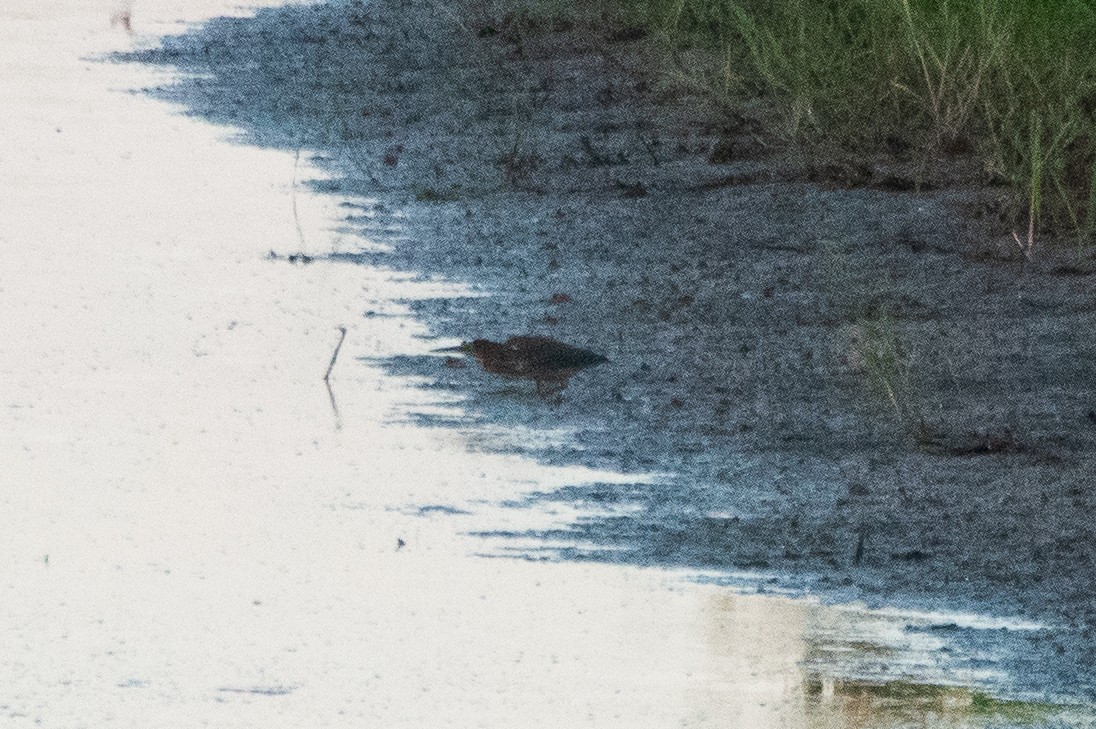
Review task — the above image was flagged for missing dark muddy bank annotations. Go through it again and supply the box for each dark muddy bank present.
[118,0,1096,703]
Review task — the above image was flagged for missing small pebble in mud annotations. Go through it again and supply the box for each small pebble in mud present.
[549,292,571,304]
[891,549,932,562]
[382,144,403,166]
[847,482,870,497]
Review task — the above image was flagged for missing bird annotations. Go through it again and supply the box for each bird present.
[435,336,608,397]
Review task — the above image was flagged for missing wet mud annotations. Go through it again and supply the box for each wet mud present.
[117,0,1096,704]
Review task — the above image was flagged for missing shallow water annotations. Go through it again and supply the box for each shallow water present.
[0,0,1091,726]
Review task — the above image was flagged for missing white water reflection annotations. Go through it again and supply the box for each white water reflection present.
[0,1,1088,727]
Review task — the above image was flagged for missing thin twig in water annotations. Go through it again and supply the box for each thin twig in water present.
[326,378,342,431]
[292,148,306,248]
[324,326,348,382]
[324,327,348,431]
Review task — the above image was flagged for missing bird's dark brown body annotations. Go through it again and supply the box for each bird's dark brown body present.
[455,336,607,396]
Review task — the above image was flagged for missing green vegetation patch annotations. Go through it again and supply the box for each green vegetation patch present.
[414,185,463,203]
[803,676,1081,726]
[606,0,1096,244]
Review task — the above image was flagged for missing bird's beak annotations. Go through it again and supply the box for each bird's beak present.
[431,342,470,354]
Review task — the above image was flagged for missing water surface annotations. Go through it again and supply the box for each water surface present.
[0,1,1090,726]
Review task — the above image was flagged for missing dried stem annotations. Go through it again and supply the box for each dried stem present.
[324,327,348,382]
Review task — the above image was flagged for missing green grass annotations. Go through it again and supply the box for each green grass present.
[857,307,920,427]
[605,0,1096,245]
